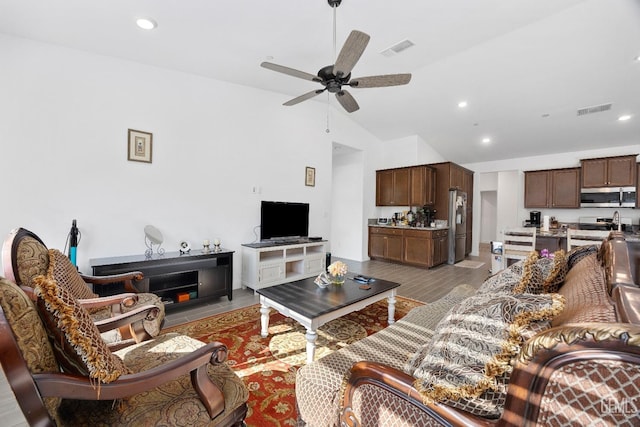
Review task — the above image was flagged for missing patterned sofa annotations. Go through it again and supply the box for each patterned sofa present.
[296,231,640,426]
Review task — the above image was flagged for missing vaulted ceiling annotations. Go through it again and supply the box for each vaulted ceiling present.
[1,0,638,163]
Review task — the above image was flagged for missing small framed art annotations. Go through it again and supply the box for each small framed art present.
[305,166,316,187]
[128,129,153,163]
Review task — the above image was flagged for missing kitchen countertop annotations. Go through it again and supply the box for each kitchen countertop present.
[369,224,449,231]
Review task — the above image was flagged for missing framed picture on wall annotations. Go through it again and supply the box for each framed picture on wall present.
[305,166,316,187]
[127,129,153,163]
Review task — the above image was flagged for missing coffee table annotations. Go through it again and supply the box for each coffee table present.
[257,276,400,364]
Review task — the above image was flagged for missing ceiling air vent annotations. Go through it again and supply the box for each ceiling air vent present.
[577,103,612,116]
[380,39,415,57]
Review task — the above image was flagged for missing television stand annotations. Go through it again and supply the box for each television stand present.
[241,240,327,290]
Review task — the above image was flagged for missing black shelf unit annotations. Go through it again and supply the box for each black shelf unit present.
[90,249,234,310]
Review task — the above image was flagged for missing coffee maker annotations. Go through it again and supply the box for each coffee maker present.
[527,211,541,227]
[423,208,436,226]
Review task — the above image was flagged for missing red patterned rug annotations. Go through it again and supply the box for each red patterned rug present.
[164,296,424,427]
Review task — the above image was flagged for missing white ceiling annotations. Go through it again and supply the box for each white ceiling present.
[1,0,639,164]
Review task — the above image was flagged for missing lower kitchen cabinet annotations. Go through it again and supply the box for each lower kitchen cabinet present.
[403,229,432,267]
[369,227,449,268]
[369,227,403,262]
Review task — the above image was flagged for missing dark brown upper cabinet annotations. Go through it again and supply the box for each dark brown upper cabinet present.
[581,155,637,188]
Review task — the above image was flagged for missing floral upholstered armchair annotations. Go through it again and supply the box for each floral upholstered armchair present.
[0,276,248,426]
[2,227,165,347]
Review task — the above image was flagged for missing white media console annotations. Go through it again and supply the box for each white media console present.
[241,240,327,290]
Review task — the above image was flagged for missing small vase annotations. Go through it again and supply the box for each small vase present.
[330,274,345,285]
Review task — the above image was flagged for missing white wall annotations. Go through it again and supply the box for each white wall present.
[0,34,381,285]
[330,146,365,260]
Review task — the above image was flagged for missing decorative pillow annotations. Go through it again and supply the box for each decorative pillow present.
[512,252,544,294]
[475,267,522,295]
[411,292,565,418]
[47,249,98,299]
[537,250,568,293]
[567,244,598,270]
[33,274,129,383]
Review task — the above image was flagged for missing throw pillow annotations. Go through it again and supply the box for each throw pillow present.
[474,267,522,295]
[537,250,568,293]
[47,249,98,300]
[512,252,544,294]
[567,244,598,270]
[33,274,129,383]
[411,292,565,418]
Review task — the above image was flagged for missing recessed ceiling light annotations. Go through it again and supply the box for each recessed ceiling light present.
[481,137,491,144]
[618,114,632,121]
[136,18,157,30]
[458,101,468,108]
[634,55,640,62]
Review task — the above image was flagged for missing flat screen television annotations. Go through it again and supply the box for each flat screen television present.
[260,201,309,241]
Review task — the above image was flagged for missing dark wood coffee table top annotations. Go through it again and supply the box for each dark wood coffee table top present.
[257,276,400,319]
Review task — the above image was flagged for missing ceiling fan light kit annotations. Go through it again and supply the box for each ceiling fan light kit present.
[260,0,411,113]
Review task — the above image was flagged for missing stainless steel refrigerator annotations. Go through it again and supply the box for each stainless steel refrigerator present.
[447,189,467,264]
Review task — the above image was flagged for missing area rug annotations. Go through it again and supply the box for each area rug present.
[163,296,424,427]
[454,260,485,269]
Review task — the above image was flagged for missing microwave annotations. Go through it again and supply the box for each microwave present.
[580,187,636,208]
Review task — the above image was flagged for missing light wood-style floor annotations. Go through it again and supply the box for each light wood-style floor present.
[0,248,492,426]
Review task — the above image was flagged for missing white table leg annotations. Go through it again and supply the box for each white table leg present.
[260,304,270,338]
[387,292,397,325]
[305,328,318,364]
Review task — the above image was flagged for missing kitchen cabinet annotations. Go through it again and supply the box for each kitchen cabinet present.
[369,227,449,268]
[376,168,410,206]
[524,168,580,208]
[369,227,403,262]
[431,229,449,266]
[403,229,432,267]
[581,155,637,188]
[409,165,436,206]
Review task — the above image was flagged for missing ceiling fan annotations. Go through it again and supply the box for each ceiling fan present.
[260,0,411,113]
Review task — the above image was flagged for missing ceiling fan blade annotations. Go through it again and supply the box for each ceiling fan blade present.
[335,90,360,113]
[283,89,326,106]
[333,30,370,78]
[350,73,412,88]
[261,62,321,82]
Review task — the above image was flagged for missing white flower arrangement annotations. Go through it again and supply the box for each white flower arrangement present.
[328,261,348,277]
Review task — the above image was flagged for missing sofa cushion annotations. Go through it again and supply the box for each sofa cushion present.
[54,332,249,426]
[411,291,565,418]
[552,252,616,326]
[33,274,129,383]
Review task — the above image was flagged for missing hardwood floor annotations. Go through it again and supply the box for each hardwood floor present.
[0,249,492,426]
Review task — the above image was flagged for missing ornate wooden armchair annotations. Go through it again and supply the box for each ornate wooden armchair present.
[0,276,248,426]
[2,227,165,347]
